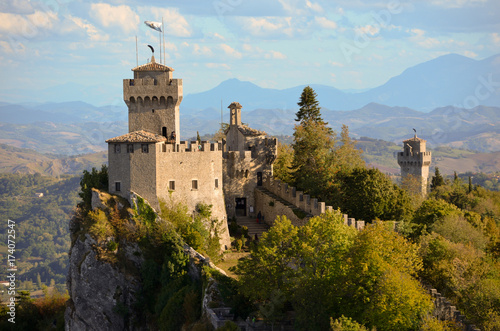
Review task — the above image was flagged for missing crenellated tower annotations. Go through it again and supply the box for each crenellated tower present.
[397,133,432,195]
[123,55,182,144]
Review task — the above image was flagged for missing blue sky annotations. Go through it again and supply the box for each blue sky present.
[1,0,499,106]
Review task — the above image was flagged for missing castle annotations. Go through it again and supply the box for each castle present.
[397,133,432,195]
[105,56,277,247]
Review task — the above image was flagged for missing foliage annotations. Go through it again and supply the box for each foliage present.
[234,213,431,330]
[431,167,445,190]
[337,168,414,222]
[295,86,325,124]
[273,142,294,184]
[291,119,336,199]
[78,164,108,210]
[0,173,80,291]
[419,233,500,329]
[331,315,368,331]
[340,223,432,331]
[0,289,68,330]
[159,199,224,262]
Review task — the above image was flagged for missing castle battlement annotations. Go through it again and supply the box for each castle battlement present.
[263,176,329,216]
[124,78,182,100]
[160,141,223,153]
[256,176,365,230]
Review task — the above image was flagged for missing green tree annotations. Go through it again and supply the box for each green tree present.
[295,86,325,124]
[291,119,336,198]
[273,142,294,184]
[79,164,108,210]
[337,168,413,222]
[331,316,368,331]
[431,167,445,191]
[335,124,365,173]
[341,223,432,331]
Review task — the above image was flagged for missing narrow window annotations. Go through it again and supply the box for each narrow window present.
[215,178,219,189]
[127,144,134,153]
[192,180,198,190]
[114,144,121,153]
[152,109,155,113]
[162,127,167,138]
[169,180,175,191]
[141,144,149,153]
[115,182,121,192]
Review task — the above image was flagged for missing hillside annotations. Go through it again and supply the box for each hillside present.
[0,144,107,177]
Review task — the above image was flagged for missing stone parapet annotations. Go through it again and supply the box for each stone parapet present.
[160,141,222,153]
[262,176,330,216]
[259,176,365,230]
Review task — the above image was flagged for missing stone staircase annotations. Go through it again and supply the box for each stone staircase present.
[256,186,313,218]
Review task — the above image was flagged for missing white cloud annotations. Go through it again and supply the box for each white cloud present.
[220,43,242,58]
[90,3,139,34]
[356,24,380,36]
[492,33,500,45]
[68,16,109,42]
[315,17,337,29]
[329,61,344,67]
[240,44,286,60]
[0,10,58,37]
[238,17,294,37]
[306,0,323,13]
[265,50,287,59]
[193,43,213,57]
[462,50,478,58]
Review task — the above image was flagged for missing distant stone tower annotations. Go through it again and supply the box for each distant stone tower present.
[123,55,182,144]
[397,132,432,195]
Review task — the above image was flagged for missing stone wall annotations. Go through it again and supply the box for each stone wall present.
[156,140,230,248]
[428,288,480,331]
[255,187,309,227]
[255,176,365,230]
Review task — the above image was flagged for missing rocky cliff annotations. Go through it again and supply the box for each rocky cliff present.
[65,190,147,330]
[65,189,229,330]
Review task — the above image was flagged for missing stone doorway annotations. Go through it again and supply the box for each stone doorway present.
[235,198,247,217]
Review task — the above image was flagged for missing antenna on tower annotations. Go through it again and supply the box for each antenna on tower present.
[135,35,138,66]
[220,99,223,131]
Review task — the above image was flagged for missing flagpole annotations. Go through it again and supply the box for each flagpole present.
[135,35,138,66]
[163,17,165,65]
[159,29,161,64]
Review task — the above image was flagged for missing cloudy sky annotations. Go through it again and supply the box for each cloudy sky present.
[1,0,499,105]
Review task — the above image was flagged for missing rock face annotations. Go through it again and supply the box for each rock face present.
[65,232,145,331]
[65,190,146,331]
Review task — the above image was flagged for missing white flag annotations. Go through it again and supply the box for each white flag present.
[144,21,162,32]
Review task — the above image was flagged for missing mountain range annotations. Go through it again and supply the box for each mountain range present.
[1,53,499,112]
[0,52,499,155]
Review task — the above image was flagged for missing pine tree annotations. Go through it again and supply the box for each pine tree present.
[196,131,201,142]
[431,167,445,190]
[295,86,325,124]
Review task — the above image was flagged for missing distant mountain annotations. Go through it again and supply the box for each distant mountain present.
[182,53,500,112]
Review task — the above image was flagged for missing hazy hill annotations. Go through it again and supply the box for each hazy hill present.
[0,144,107,177]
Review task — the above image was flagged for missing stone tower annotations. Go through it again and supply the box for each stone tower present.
[397,132,432,195]
[123,55,182,144]
[223,102,277,218]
